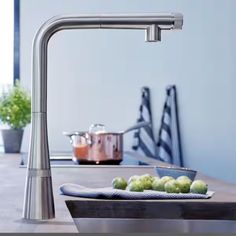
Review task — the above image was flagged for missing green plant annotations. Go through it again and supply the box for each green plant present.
[0,81,31,129]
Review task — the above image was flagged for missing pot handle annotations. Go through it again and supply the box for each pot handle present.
[62,131,90,145]
[62,131,74,145]
[62,131,88,137]
[123,121,150,134]
[88,124,106,134]
[62,131,75,138]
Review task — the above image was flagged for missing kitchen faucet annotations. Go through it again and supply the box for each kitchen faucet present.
[23,13,183,220]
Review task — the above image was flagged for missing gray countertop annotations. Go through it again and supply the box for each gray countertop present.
[0,152,162,233]
[0,153,77,233]
[1,152,236,233]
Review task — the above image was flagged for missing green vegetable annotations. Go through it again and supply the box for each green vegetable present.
[152,179,165,191]
[176,176,192,185]
[128,175,140,184]
[190,180,208,194]
[139,174,154,190]
[160,176,175,184]
[177,179,191,193]
[164,180,180,193]
[127,180,144,192]
[112,177,127,190]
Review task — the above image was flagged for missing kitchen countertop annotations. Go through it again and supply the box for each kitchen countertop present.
[0,153,77,233]
[1,152,236,233]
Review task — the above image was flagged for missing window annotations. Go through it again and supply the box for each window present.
[0,0,19,150]
[0,0,15,87]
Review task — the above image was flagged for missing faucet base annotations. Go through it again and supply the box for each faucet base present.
[23,175,55,220]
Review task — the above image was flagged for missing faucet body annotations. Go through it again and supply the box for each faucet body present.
[23,13,183,220]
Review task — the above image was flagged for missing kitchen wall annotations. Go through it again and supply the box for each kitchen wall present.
[20,0,236,183]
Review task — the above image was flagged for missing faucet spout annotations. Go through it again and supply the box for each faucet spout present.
[23,13,183,220]
[146,25,161,42]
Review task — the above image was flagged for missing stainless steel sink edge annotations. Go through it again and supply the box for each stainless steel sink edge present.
[72,218,236,233]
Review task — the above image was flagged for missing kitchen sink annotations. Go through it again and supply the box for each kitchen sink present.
[65,200,236,233]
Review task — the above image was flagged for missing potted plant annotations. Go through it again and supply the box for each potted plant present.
[0,81,31,153]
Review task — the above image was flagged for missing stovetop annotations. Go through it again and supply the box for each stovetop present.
[20,152,149,167]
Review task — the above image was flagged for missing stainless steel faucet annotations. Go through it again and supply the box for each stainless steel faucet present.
[23,13,183,220]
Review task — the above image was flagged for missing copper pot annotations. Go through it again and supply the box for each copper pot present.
[63,122,149,164]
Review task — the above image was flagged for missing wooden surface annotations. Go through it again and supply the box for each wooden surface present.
[1,152,236,232]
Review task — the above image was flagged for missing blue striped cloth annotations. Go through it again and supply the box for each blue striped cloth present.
[132,87,157,158]
[60,183,214,200]
[157,85,183,166]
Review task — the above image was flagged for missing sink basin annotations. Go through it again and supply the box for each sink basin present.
[65,200,236,233]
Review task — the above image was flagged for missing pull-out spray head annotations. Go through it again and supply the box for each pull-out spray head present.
[146,25,161,42]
